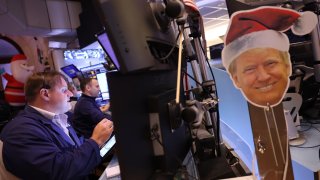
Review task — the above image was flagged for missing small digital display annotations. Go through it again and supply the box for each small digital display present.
[100,135,116,157]
[96,73,108,94]
[96,33,120,70]
[101,92,110,101]
[60,64,81,79]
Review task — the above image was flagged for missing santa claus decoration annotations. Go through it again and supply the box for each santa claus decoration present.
[1,54,34,108]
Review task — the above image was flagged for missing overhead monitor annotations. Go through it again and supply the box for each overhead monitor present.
[93,0,179,74]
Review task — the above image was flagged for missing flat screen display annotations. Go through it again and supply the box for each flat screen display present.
[100,135,116,157]
[101,92,110,101]
[96,73,108,92]
[60,64,81,79]
[96,32,120,70]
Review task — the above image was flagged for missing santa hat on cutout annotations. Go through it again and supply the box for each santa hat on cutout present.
[11,54,27,62]
[183,0,199,13]
[222,6,318,71]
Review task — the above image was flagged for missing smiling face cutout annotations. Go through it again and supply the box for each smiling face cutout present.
[229,48,291,107]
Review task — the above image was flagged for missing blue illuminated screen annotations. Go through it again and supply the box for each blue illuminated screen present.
[64,49,105,60]
[60,64,81,79]
[96,33,120,70]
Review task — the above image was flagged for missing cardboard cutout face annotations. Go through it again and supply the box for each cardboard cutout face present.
[230,48,291,107]
[220,6,317,179]
[222,6,318,108]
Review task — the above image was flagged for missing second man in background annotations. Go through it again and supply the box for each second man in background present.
[73,78,111,138]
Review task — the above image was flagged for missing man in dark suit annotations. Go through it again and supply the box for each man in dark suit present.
[73,78,112,138]
[0,71,113,180]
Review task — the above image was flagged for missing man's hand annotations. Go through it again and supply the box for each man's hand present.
[90,118,113,147]
[100,103,110,113]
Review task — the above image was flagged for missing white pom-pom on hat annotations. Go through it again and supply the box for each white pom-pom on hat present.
[292,11,318,35]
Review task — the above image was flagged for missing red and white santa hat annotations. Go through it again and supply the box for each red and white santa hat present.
[222,6,318,71]
[183,0,199,13]
[11,54,27,62]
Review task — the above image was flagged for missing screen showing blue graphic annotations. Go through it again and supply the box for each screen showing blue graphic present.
[60,64,81,79]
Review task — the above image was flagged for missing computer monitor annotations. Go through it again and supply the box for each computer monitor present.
[96,72,109,100]
[92,0,179,74]
[107,70,191,180]
[96,32,120,71]
[60,64,81,79]
[100,135,116,158]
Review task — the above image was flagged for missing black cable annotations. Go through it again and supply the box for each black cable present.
[159,27,182,60]
[183,79,216,103]
[150,128,201,179]
[197,37,216,87]
[305,118,320,125]
[150,127,183,165]
[182,69,202,86]
[182,70,216,101]
[182,23,221,157]
[310,124,320,133]
[299,122,320,133]
[296,123,313,132]
[197,37,219,101]
[290,123,320,148]
[290,144,320,148]
[197,37,222,156]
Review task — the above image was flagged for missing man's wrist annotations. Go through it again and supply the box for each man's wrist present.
[90,137,103,148]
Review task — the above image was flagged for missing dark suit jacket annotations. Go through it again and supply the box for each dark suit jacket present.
[73,94,112,138]
[0,105,101,180]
